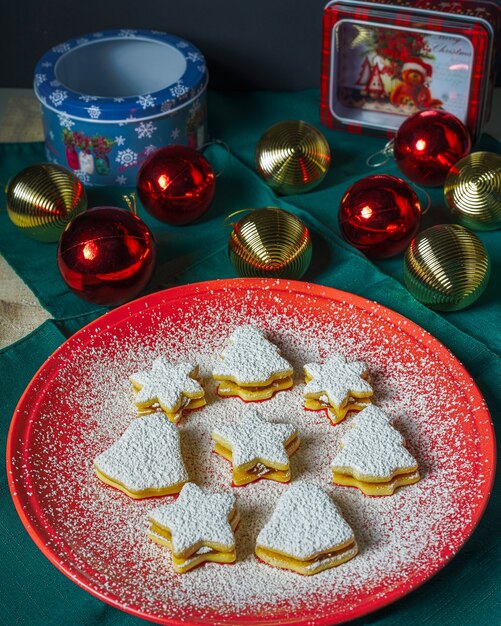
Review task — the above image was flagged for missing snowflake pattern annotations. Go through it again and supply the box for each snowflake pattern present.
[49,131,55,140]
[197,64,206,73]
[189,101,201,115]
[170,128,180,140]
[52,43,71,54]
[118,29,137,37]
[49,90,68,107]
[117,115,138,127]
[58,113,75,129]
[135,121,157,139]
[115,135,126,146]
[116,148,138,167]
[116,175,128,185]
[34,74,46,87]
[170,82,189,98]
[79,95,98,103]
[92,32,104,38]
[49,80,61,88]
[86,105,102,119]
[144,144,157,155]
[41,61,52,68]
[74,169,91,185]
[160,100,174,113]
[137,94,156,109]
[114,97,125,103]
[176,41,189,49]
[76,37,89,45]
[186,51,203,63]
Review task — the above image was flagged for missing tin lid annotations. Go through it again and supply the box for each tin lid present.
[34,29,208,123]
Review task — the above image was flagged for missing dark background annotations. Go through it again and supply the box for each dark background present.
[2,0,327,90]
[1,0,500,90]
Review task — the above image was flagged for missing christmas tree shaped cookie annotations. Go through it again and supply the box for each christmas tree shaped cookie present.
[148,483,239,573]
[331,405,420,496]
[213,325,293,401]
[255,481,358,575]
[212,407,299,486]
[303,353,373,424]
[130,356,205,423]
[94,413,189,498]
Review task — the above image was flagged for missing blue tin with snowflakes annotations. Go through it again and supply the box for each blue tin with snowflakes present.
[34,29,209,187]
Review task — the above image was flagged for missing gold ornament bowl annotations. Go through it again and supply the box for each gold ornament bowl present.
[228,207,312,279]
[444,151,501,231]
[404,224,490,311]
[6,163,87,242]
[255,120,330,195]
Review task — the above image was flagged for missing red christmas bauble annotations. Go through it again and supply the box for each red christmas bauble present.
[57,207,156,306]
[339,174,422,258]
[393,110,471,187]
[136,145,216,225]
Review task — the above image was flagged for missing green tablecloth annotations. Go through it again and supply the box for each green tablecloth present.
[1,90,500,625]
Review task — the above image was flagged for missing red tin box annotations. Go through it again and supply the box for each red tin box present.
[320,0,500,139]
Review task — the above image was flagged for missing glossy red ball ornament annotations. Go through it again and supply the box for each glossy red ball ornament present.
[57,207,156,306]
[339,174,422,258]
[393,110,471,187]
[136,145,216,225]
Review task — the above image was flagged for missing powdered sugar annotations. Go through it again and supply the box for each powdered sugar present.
[213,324,292,384]
[8,282,493,624]
[256,481,356,559]
[149,483,237,555]
[94,413,188,492]
[304,354,373,407]
[130,357,203,412]
[331,405,418,479]
[212,408,297,468]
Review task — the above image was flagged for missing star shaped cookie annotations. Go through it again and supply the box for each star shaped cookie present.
[213,325,293,401]
[304,353,373,424]
[148,483,239,573]
[255,481,358,575]
[94,413,189,499]
[130,356,205,423]
[212,408,299,485]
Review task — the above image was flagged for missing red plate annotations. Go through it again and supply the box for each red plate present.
[7,279,495,625]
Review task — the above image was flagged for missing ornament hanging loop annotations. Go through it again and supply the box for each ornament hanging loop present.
[412,183,431,215]
[122,193,138,215]
[199,138,231,177]
[366,139,394,168]
[224,208,255,228]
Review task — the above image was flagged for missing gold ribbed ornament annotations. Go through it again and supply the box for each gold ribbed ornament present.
[228,207,312,279]
[444,151,501,231]
[6,163,87,242]
[255,120,330,195]
[404,224,490,311]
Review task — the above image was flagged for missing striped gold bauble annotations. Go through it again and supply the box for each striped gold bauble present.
[255,120,330,195]
[6,163,87,242]
[444,151,501,231]
[404,224,490,311]
[228,207,312,279]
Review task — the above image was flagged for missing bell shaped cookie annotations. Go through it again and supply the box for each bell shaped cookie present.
[256,481,358,575]
[212,407,299,486]
[94,413,189,498]
[148,483,239,573]
[304,353,373,424]
[130,356,205,423]
[331,405,420,496]
[213,325,293,401]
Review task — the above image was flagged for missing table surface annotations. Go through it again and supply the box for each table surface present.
[0,87,500,350]
[1,87,500,626]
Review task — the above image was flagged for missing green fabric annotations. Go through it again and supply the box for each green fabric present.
[1,89,500,625]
